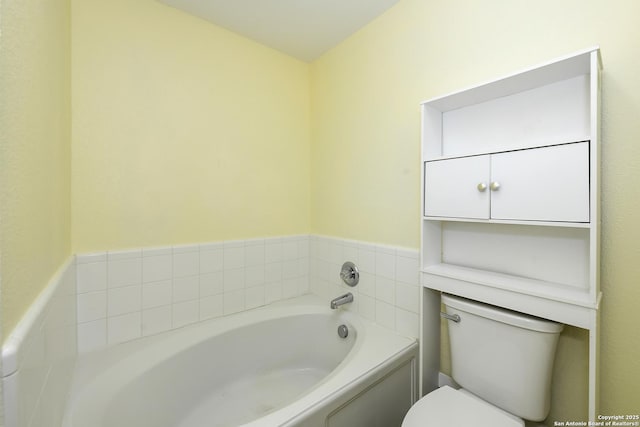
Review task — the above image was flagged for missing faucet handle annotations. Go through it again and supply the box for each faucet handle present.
[340,262,359,287]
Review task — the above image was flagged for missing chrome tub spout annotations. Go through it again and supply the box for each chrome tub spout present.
[330,292,354,309]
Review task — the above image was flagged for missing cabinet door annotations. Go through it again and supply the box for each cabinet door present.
[490,142,589,222]
[424,155,490,219]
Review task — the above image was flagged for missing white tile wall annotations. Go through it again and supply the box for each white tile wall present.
[74,234,420,352]
[2,258,77,427]
[107,312,141,345]
[309,235,421,339]
[76,320,106,354]
[142,305,172,336]
[75,235,310,353]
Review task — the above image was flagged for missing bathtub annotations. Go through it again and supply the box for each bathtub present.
[63,295,418,427]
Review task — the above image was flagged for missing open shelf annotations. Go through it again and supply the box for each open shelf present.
[422,263,595,308]
[422,46,597,114]
[421,263,600,330]
[422,215,591,228]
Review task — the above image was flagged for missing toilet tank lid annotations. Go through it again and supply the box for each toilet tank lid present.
[442,294,563,333]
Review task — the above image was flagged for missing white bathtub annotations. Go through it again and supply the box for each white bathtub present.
[63,295,418,427]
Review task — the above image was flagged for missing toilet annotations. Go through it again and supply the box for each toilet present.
[403,293,563,427]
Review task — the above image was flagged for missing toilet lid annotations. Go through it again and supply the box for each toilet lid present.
[402,386,524,427]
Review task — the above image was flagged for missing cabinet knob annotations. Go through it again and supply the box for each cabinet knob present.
[490,181,501,191]
[477,183,487,192]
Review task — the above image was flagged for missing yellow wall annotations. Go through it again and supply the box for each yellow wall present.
[0,0,72,338]
[311,0,640,420]
[71,0,311,253]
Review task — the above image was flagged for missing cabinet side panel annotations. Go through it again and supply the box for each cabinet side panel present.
[422,105,443,159]
[588,51,601,301]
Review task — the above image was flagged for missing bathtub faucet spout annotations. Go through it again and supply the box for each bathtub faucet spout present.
[330,292,354,309]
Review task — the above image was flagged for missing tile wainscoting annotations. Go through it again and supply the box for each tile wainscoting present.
[75,235,310,353]
[1,258,77,427]
[75,234,421,353]
[309,235,420,339]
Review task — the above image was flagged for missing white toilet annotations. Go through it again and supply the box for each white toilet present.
[403,293,564,427]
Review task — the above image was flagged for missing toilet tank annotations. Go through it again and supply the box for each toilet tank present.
[442,294,563,422]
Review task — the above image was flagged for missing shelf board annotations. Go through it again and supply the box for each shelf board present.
[420,47,599,112]
[423,139,591,162]
[421,263,596,309]
[422,216,591,229]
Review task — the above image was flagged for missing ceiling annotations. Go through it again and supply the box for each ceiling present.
[158,0,400,62]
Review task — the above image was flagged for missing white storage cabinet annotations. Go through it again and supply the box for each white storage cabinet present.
[424,142,590,222]
[418,47,602,421]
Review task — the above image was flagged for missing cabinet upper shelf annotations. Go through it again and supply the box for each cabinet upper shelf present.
[421,47,601,160]
[420,46,600,112]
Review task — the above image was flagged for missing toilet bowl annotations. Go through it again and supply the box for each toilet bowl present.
[402,294,563,427]
[402,386,523,427]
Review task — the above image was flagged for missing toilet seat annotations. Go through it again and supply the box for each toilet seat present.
[402,386,524,427]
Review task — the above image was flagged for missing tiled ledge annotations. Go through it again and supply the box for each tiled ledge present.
[1,257,77,427]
